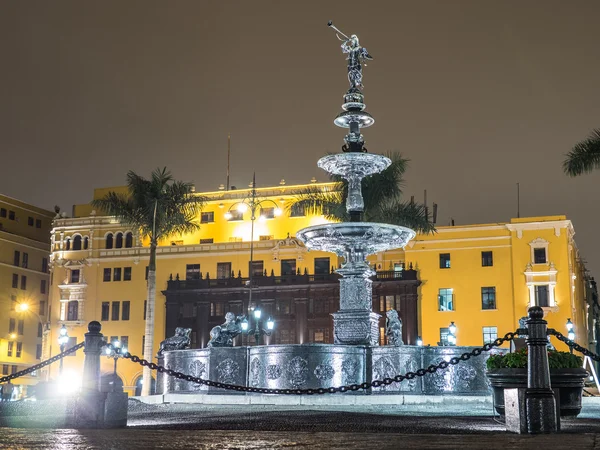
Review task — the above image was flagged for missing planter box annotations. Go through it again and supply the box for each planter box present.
[487,368,588,417]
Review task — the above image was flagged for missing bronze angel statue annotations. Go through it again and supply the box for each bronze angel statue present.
[329,22,373,92]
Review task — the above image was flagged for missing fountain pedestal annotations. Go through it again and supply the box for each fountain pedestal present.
[332,310,380,346]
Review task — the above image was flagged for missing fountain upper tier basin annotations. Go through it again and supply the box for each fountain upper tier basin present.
[318,153,391,179]
[296,222,416,257]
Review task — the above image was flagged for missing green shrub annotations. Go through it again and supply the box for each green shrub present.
[486,348,582,370]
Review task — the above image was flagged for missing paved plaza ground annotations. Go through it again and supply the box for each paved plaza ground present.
[1,401,600,449]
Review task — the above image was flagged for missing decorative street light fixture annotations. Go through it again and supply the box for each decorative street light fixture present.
[566,318,575,354]
[241,307,275,345]
[448,322,457,346]
[223,173,282,318]
[416,336,423,346]
[105,339,127,391]
[58,325,69,374]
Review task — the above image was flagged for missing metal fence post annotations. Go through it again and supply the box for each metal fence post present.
[82,321,104,392]
[525,306,557,434]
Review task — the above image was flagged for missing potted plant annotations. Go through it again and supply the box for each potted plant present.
[486,348,588,417]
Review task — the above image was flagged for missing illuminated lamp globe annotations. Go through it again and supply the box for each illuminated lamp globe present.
[274,207,283,217]
[416,336,423,346]
[224,211,232,220]
[254,308,262,320]
[448,322,457,335]
[241,318,249,331]
[266,317,275,330]
[237,203,248,213]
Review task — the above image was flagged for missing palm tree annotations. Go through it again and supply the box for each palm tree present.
[92,168,205,395]
[564,129,600,177]
[291,152,435,233]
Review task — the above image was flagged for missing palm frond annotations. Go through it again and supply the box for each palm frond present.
[376,200,436,234]
[289,184,346,221]
[564,129,600,177]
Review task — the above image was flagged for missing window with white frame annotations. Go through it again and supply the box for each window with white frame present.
[483,326,497,344]
[529,238,549,265]
[438,288,454,311]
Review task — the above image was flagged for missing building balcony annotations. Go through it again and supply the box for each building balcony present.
[166,269,417,291]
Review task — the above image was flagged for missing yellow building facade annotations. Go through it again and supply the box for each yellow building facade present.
[0,194,54,398]
[47,182,592,395]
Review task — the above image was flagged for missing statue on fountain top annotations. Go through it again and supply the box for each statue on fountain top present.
[328,21,372,93]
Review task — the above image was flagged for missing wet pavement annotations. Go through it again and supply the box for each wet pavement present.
[0,402,600,449]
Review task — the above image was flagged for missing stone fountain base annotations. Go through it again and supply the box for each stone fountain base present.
[157,344,500,396]
[332,311,380,346]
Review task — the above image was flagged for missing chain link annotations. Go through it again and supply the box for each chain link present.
[112,331,517,395]
[548,328,600,362]
[0,342,85,384]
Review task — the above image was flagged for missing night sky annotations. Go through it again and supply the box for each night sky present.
[1,1,600,274]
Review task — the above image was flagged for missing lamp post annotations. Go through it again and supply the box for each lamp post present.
[448,322,457,346]
[105,339,127,391]
[223,173,282,320]
[58,325,69,374]
[241,308,275,345]
[566,318,575,354]
[17,302,51,381]
[416,336,423,346]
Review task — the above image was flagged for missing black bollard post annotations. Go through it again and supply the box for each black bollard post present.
[82,321,104,392]
[525,306,557,434]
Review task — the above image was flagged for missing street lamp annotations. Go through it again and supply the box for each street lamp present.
[58,325,69,374]
[416,336,423,346]
[223,173,282,319]
[566,318,575,354]
[241,307,275,345]
[448,322,457,346]
[105,339,127,391]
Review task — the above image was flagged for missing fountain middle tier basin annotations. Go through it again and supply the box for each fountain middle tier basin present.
[296,222,416,259]
[317,153,391,178]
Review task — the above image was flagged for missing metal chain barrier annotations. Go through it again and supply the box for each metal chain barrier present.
[0,342,85,384]
[110,331,517,395]
[548,328,600,362]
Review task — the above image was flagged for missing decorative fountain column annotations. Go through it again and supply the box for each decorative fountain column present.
[296,23,415,346]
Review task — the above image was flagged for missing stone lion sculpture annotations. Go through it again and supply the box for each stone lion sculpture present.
[207,312,246,348]
[385,310,404,346]
[157,327,192,357]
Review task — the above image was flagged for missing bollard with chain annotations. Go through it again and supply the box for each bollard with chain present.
[525,306,557,434]
[81,321,104,392]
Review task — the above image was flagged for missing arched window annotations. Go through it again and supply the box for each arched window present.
[65,238,71,251]
[115,233,123,249]
[101,373,124,392]
[83,237,89,250]
[125,232,133,248]
[67,300,78,321]
[72,235,82,251]
[106,233,113,249]
[134,375,156,396]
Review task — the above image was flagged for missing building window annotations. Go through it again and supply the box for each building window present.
[142,336,145,353]
[481,287,496,310]
[67,301,79,321]
[103,268,111,282]
[182,303,195,318]
[227,211,243,221]
[42,258,48,273]
[200,238,213,244]
[201,212,214,223]
[143,300,147,320]
[228,237,243,243]
[9,318,15,333]
[101,302,109,321]
[438,288,454,311]
[210,302,224,317]
[83,237,89,249]
[281,259,296,276]
[483,326,498,344]
[113,268,122,282]
[20,275,27,290]
[36,219,42,229]
[28,217,34,226]
[16,342,22,358]
[36,344,42,359]
[216,262,231,279]
[70,270,79,283]
[8,210,15,220]
[120,336,129,350]
[122,301,130,321]
[0,208,6,218]
[439,328,450,346]
[535,285,549,307]
[65,239,71,250]
[106,233,114,249]
[38,322,43,338]
[314,257,330,275]
[12,274,18,288]
[39,301,46,316]
[40,279,46,294]
[250,260,264,277]
[13,250,20,267]
[66,337,77,356]
[73,235,82,250]
[124,267,132,281]
[21,253,28,268]
[1,364,7,375]
[290,204,305,217]
[439,253,451,269]
[11,365,17,374]
[186,264,201,280]
[125,232,133,248]
[259,235,274,241]
[278,329,293,345]
[17,319,24,335]
[312,328,330,343]
[145,266,149,280]
[112,302,120,321]
[10,295,16,311]
[115,233,123,249]
[260,207,274,219]
[534,248,547,264]
[7,342,13,357]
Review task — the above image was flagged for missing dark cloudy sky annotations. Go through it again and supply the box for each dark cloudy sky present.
[1,1,600,273]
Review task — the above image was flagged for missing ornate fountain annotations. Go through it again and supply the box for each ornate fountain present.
[296,23,415,346]
[155,23,497,399]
